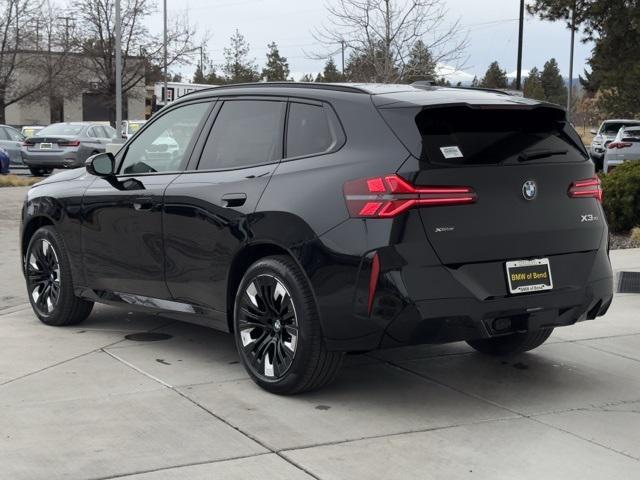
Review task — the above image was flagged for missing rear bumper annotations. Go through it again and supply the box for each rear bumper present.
[22,150,81,168]
[316,222,613,352]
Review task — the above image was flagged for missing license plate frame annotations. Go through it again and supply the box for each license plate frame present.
[39,143,53,150]
[505,258,553,294]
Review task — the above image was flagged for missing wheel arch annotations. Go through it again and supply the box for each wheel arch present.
[225,241,312,333]
[21,215,55,264]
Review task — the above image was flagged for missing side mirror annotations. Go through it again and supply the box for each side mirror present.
[86,152,115,177]
[590,129,598,135]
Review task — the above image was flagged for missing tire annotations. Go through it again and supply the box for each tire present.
[28,167,53,176]
[467,328,554,356]
[25,226,94,326]
[233,255,344,395]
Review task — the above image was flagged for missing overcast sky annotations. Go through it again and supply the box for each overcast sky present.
[148,0,594,82]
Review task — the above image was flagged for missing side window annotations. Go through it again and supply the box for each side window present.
[198,100,285,170]
[87,127,100,138]
[120,102,210,174]
[6,127,23,141]
[0,127,10,140]
[286,102,335,158]
[103,125,116,138]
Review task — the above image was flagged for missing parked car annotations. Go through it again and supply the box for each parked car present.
[590,119,640,170]
[0,147,9,174]
[21,122,117,176]
[121,120,147,139]
[603,125,640,173]
[0,124,25,165]
[21,83,613,394]
[21,125,45,138]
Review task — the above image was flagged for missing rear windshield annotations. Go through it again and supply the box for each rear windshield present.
[380,106,588,167]
[38,124,84,136]
[601,122,640,135]
[622,129,640,142]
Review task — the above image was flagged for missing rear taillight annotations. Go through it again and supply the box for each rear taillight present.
[608,142,632,149]
[59,140,81,147]
[568,176,603,203]
[343,174,477,218]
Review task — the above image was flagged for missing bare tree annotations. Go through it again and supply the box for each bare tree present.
[312,0,468,83]
[0,0,52,123]
[71,0,200,122]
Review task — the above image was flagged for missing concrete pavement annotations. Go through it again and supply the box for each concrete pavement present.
[1,186,640,479]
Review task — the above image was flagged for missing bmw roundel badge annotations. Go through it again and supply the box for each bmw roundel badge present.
[522,180,537,201]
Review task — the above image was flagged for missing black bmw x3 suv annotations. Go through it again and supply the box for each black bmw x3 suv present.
[21,83,613,394]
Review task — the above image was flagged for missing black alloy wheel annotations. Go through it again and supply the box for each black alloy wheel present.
[25,226,93,326]
[236,274,299,379]
[26,238,61,316]
[234,256,344,394]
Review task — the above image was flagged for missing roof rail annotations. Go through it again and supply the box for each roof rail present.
[180,81,369,99]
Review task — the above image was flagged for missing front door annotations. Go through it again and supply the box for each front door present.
[81,100,212,299]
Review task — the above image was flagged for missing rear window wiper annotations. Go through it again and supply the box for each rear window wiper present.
[518,149,568,161]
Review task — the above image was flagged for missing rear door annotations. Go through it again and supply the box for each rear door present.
[381,104,604,265]
[163,98,287,314]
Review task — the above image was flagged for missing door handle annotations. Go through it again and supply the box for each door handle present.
[132,197,154,211]
[221,193,247,208]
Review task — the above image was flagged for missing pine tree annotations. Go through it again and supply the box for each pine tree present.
[317,57,343,83]
[261,42,290,81]
[193,64,206,84]
[471,76,479,87]
[300,73,315,82]
[523,67,545,100]
[222,30,259,84]
[402,40,436,84]
[540,58,568,106]
[480,61,508,89]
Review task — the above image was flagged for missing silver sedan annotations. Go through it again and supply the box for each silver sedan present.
[21,122,116,176]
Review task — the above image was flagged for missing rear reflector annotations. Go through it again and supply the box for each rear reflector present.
[344,174,477,218]
[568,176,603,203]
[368,253,380,315]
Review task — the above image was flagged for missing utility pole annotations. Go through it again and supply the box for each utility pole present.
[199,46,204,77]
[115,0,123,139]
[163,0,168,105]
[340,40,345,76]
[516,0,524,90]
[567,2,576,120]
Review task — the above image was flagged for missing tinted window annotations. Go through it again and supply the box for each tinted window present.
[602,122,640,135]
[39,124,84,136]
[380,106,587,167]
[198,100,285,170]
[120,102,210,174]
[286,103,334,158]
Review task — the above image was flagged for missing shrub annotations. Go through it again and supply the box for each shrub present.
[0,174,41,188]
[601,161,640,233]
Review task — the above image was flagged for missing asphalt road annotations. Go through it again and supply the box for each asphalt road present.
[2,185,640,480]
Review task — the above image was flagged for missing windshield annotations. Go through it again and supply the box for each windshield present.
[602,122,640,135]
[38,124,84,136]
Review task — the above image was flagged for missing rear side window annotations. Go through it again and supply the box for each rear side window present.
[286,102,334,158]
[198,100,285,170]
[621,129,640,142]
[380,106,588,167]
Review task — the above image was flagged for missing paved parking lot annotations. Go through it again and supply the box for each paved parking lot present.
[2,186,640,479]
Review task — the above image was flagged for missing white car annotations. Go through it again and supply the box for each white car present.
[590,119,640,170]
[603,126,640,173]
